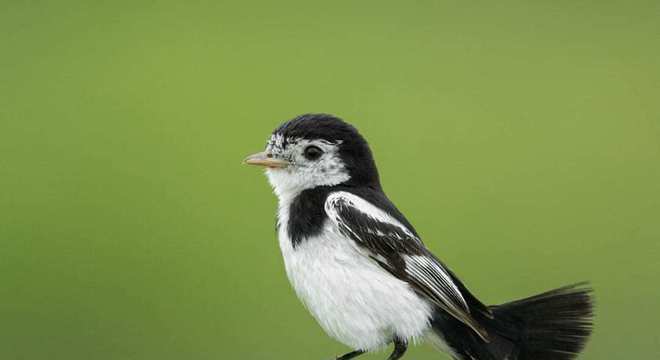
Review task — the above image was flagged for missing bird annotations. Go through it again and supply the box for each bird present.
[244,113,594,360]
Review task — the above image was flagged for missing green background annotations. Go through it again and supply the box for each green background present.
[1,0,659,359]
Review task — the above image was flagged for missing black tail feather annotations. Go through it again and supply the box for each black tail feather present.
[489,283,594,360]
[431,283,594,360]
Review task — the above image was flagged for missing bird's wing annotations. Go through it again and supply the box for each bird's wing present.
[324,191,489,341]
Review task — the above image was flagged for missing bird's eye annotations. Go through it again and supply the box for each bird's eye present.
[303,145,324,160]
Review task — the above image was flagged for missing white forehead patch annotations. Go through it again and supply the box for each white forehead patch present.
[268,133,287,153]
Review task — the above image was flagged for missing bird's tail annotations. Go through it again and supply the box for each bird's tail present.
[431,283,594,360]
[488,283,594,359]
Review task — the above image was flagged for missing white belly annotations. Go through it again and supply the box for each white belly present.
[278,222,433,351]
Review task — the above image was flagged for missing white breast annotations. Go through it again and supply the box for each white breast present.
[276,203,433,351]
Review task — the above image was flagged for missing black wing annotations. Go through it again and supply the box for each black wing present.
[324,191,490,341]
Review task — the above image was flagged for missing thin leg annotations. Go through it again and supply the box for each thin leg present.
[336,350,365,360]
[387,339,408,360]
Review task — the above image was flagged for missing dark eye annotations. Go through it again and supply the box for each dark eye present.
[303,145,323,160]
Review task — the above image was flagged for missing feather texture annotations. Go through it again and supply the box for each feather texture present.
[325,191,489,340]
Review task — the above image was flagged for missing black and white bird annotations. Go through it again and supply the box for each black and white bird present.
[244,114,593,360]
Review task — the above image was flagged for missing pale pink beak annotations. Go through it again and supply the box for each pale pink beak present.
[243,151,289,169]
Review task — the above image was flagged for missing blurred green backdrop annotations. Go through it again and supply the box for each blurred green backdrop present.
[1,0,659,359]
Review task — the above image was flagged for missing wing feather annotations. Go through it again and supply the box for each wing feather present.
[324,191,489,341]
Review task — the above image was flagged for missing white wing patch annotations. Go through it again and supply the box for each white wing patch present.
[403,255,468,311]
[325,191,418,240]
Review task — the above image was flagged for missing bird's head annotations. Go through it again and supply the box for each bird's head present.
[244,114,380,199]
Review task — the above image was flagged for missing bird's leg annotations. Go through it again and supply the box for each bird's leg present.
[335,349,365,360]
[386,339,408,360]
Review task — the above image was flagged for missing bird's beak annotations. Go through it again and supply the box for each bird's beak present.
[243,151,290,168]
